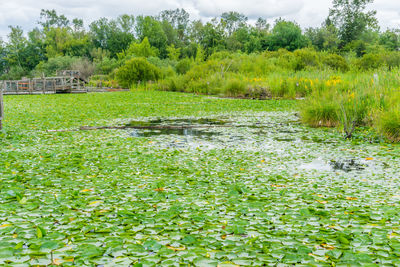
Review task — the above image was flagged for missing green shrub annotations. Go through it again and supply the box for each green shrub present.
[293,48,320,71]
[183,60,220,81]
[175,58,192,75]
[115,58,161,88]
[2,66,28,80]
[224,78,247,97]
[322,54,349,72]
[264,49,297,70]
[94,57,120,75]
[34,56,77,76]
[382,52,400,70]
[357,54,384,70]
[155,76,185,92]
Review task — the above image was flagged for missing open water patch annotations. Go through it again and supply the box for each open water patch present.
[299,158,368,173]
[126,118,228,138]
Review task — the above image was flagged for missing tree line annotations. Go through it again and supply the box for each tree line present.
[0,0,398,80]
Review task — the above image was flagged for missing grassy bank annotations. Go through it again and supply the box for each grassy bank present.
[123,50,400,142]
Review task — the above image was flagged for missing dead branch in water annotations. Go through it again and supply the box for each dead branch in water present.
[47,124,231,133]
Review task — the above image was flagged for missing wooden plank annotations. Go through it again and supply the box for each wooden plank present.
[0,83,3,130]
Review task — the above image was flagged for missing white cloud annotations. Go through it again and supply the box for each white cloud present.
[0,0,399,39]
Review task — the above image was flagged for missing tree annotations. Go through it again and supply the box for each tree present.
[197,20,226,55]
[6,26,28,70]
[379,29,400,51]
[117,14,135,34]
[25,29,47,69]
[328,0,378,47]
[166,44,180,60]
[0,39,8,75]
[125,37,159,58]
[72,18,84,32]
[115,58,161,87]
[266,19,308,51]
[256,18,270,32]
[226,27,250,51]
[135,16,168,57]
[305,20,339,51]
[195,45,205,62]
[38,9,70,29]
[43,27,91,58]
[89,18,134,57]
[220,11,248,37]
[159,9,190,43]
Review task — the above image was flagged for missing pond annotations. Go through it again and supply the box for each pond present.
[124,112,382,174]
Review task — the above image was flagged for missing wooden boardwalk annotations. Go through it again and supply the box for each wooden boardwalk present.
[0,70,87,95]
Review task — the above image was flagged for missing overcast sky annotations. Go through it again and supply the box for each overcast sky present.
[0,0,399,39]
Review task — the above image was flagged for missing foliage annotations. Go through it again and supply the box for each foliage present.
[125,37,159,58]
[135,16,168,57]
[34,56,77,76]
[376,109,400,142]
[166,44,181,61]
[115,58,161,87]
[301,91,340,127]
[266,20,308,52]
[0,4,398,81]
[71,57,95,80]
[224,78,247,96]
[2,91,400,265]
[322,53,349,71]
[328,0,378,46]
[293,48,320,70]
[356,53,384,70]
[175,58,192,74]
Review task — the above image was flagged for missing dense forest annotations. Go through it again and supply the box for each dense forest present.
[0,0,399,81]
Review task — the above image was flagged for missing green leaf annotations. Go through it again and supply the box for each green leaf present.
[36,226,46,238]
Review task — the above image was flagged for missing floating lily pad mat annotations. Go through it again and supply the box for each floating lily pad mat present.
[0,91,400,266]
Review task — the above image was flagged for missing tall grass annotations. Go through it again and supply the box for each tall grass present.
[146,48,400,142]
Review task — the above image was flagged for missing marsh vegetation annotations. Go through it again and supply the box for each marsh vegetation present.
[1,0,400,265]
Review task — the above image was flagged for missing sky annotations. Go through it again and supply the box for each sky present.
[0,0,399,39]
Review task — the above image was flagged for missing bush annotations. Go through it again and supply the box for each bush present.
[175,58,192,75]
[71,58,95,80]
[224,78,247,97]
[293,48,320,71]
[115,58,161,88]
[382,52,400,70]
[152,76,185,92]
[357,54,384,70]
[1,66,28,80]
[322,54,349,72]
[94,57,120,75]
[34,56,77,76]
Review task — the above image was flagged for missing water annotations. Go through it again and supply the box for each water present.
[122,112,388,175]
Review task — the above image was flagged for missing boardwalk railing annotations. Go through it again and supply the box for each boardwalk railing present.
[1,73,87,95]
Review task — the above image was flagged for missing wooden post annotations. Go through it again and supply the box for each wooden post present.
[0,83,3,130]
